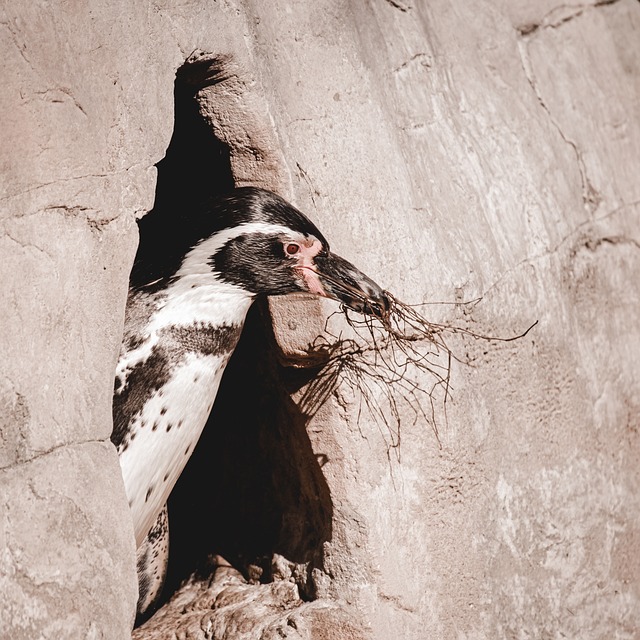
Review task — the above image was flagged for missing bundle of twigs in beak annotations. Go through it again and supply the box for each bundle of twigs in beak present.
[298,289,537,457]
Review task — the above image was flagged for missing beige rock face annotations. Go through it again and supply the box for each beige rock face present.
[1,0,639,639]
[0,443,136,638]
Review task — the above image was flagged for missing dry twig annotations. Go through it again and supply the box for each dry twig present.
[297,288,537,458]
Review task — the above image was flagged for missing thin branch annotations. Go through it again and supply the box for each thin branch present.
[297,291,537,453]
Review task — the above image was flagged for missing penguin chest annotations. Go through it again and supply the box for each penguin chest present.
[118,352,227,547]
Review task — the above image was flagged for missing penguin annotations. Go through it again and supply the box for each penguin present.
[111,187,389,616]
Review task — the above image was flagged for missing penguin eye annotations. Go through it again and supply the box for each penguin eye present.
[285,243,300,256]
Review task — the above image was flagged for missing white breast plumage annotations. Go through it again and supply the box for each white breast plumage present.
[118,351,226,546]
[112,271,253,548]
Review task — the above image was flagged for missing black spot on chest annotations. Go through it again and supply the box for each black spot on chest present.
[111,323,243,450]
[112,348,174,450]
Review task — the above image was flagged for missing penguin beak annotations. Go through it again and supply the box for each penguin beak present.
[313,252,390,319]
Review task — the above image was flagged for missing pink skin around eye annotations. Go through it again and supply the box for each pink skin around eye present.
[292,238,326,296]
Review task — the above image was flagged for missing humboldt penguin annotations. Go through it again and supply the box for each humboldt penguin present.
[111,187,389,615]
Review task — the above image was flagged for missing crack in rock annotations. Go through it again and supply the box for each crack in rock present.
[393,53,433,74]
[384,0,411,12]
[516,0,623,36]
[479,200,640,299]
[0,438,110,473]
[0,228,54,259]
[582,235,640,252]
[43,204,119,231]
[32,88,88,117]
[515,39,600,214]
[0,165,148,205]
[0,18,33,68]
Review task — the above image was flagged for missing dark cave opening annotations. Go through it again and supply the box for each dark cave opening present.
[130,58,234,289]
[133,54,333,616]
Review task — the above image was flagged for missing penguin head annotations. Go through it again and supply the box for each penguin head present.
[204,188,390,318]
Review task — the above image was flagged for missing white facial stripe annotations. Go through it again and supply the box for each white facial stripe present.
[177,222,310,278]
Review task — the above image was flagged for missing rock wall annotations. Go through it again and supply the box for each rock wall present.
[1,0,639,638]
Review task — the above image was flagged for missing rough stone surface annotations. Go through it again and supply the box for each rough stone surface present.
[2,0,639,639]
[134,558,367,640]
[0,442,136,639]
